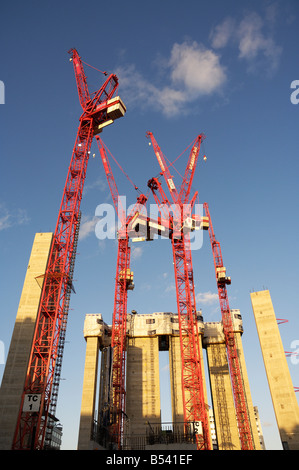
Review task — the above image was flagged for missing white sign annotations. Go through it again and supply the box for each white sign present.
[23,394,41,412]
[193,421,203,435]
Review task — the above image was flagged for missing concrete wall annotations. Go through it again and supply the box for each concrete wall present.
[77,336,99,450]
[204,322,241,450]
[0,233,53,449]
[251,290,299,450]
[126,336,161,448]
[203,313,261,450]
[234,328,261,449]
[169,336,184,423]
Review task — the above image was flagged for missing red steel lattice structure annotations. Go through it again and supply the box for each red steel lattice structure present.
[99,131,212,449]
[203,202,254,450]
[12,49,122,450]
[147,133,212,450]
[110,235,130,446]
[96,137,148,448]
[11,46,256,450]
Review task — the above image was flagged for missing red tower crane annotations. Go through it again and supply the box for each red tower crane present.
[12,49,125,450]
[97,135,208,449]
[96,137,147,448]
[147,133,212,450]
[146,131,179,204]
[203,202,255,450]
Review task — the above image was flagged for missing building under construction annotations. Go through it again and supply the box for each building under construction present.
[0,49,299,451]
[77,310,262,450]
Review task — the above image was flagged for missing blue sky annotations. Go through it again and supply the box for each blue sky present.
[0,0,298,450]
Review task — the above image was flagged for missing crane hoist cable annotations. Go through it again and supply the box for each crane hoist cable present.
[99,139,144,196]
[150,136,200,187]
[81,59,108,76]
[164,137,197,176]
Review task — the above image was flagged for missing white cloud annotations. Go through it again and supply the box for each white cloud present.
[165,283,175,293]
[210,10,282,75]
[116,41,226,117]
[116,63,186,117]
[237,12,282,73]
[0,212,10,231]
[0,203,29,231]
[131,246,143,260]
[264,2,279,27]
[83,176,107,195]
[155,86,187,118]
[195,291,218,305]
[169,41,227,96]
[117,10,282,119]
[210,17,235,49]
[237,12,269,59]
[79,215,98,240]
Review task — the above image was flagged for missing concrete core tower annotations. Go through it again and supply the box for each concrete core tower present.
[0,233,53,449]
[251,290,299,450]
[77,310,261,450]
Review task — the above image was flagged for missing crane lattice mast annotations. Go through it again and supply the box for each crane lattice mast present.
[96,137,147,448]
[12,49,124,450]
[203,202,255,450]
[147,133,212,450]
